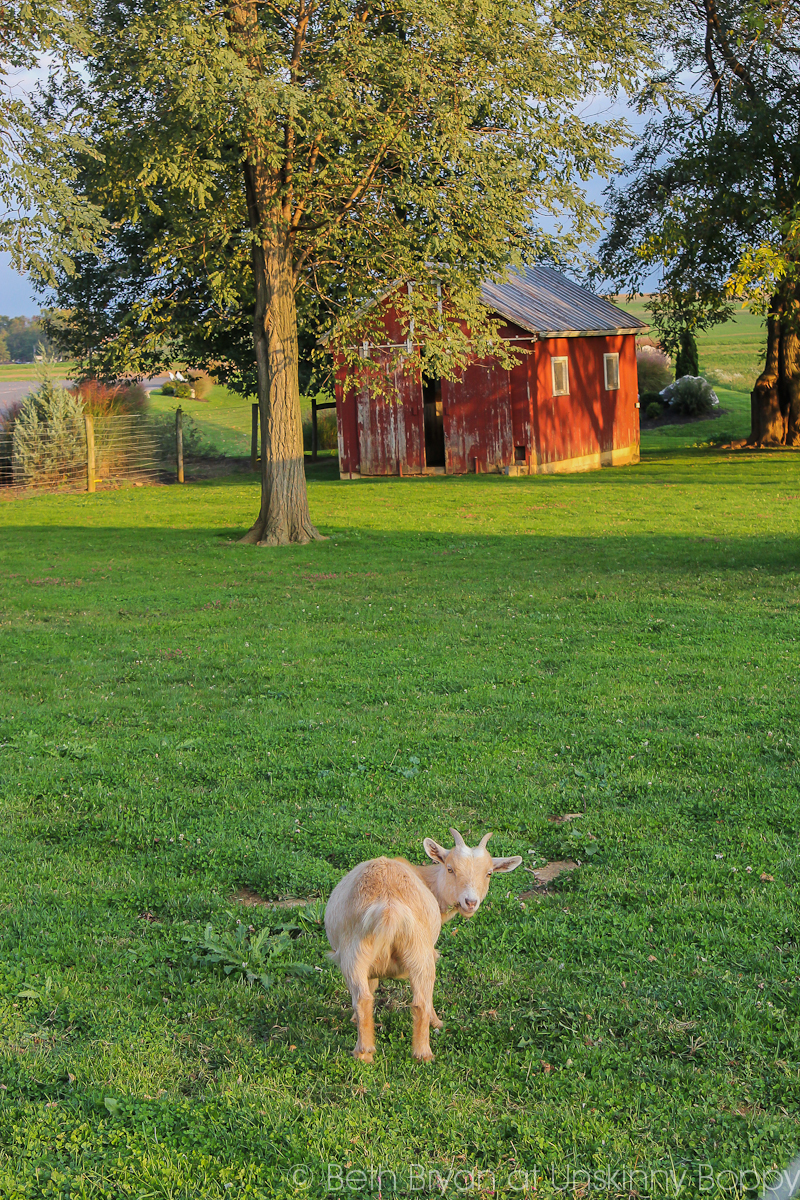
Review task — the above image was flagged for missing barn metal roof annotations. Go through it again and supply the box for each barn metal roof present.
[480,264,646,338]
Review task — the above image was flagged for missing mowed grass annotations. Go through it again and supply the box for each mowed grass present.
[0,363,79,382]
[147,386,255,458]
[1,450,800,1199]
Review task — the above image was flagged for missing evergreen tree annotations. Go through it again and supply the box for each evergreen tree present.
[675,330,699,379]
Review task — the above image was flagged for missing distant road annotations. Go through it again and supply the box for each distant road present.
[0,376,169,417]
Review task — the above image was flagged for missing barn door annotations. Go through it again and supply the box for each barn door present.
[443,364,513,474]
[356,385,397,475]
[356,368,425,476]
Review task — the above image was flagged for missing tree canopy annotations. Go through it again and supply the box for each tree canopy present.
[49,0,657,541]
[0,0,105,284]
[597,0,800,442]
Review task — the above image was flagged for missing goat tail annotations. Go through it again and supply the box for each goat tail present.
[358,897,417,960]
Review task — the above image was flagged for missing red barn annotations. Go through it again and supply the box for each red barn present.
[334,265,645,479]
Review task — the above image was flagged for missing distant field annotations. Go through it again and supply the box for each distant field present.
[0,362,78,381]
[620,300,766,387]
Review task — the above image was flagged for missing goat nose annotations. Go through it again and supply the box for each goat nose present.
[463,897,478,910]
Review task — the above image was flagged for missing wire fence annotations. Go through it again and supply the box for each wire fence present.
[0,411,183,496]
[0,397,340,498]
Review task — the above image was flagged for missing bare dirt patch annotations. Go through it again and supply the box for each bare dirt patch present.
[548,813,583,824]
[232,887,315,909]
[518,860,579,901]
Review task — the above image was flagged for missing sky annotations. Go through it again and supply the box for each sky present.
[0,252,40,317]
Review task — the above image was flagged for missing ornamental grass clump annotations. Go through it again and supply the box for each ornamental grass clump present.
[636,346,672,395]
[74,379,148,415]
[302,409,338,451]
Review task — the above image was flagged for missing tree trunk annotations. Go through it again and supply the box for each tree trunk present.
[230,0,323,547]
[750,305,784,445]
[782,296,800,446]
[239,194,323,546]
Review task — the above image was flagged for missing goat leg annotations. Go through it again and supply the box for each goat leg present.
[352,985,377,1063]
[410,960,436,1061]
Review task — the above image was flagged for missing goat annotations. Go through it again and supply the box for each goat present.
[324,828,522,1062]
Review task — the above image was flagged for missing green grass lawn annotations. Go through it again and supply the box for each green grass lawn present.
[1,448,800,1198]
[0,362,78,382]
[147,386,255,458]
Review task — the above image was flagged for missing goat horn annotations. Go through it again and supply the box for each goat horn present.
[449,827,466,848]
[478,831,493,850]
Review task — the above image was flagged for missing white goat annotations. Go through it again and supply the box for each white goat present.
[324,828,522,1062]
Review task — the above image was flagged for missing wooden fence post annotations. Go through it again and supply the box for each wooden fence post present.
[251,402,259,470]
[176,407,184,483]
[84,414,95,493]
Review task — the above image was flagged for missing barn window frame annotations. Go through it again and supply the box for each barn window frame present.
[551,355,569,396]
[604,352,620,391]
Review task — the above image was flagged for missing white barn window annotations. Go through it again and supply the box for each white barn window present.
[604,352,620,391]
[551,356,569,396]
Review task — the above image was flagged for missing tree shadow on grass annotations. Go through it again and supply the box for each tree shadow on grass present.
[0,520,798,585]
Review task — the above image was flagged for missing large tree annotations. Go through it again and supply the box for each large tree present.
[51,0,655,543]
[597,0,800,445]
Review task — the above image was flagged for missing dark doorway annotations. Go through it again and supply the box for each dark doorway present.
[422,376,445,468]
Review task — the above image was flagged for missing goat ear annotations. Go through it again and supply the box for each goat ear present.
[491,855,523,873]
[423,837,448,864]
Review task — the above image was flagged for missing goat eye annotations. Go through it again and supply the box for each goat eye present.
[487,872,493,877]
[447,867,454,874]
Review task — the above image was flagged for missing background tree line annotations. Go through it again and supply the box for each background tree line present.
[0,315,53,362]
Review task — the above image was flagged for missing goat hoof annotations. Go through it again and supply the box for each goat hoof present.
[412,1049,435,1063]
[353,1049,375,1063]
[431,1017,443,1031]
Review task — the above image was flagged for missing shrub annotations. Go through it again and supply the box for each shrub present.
[72,380,148,416]
[174,382,192,399]
[12,379,86,486]
[161,383,175,396]
[0,397,22,435]
[189,373,214,400]
[636,347,672,395]
[645,401,663,420]
[0,399,21,485]
[661,375,719,417]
